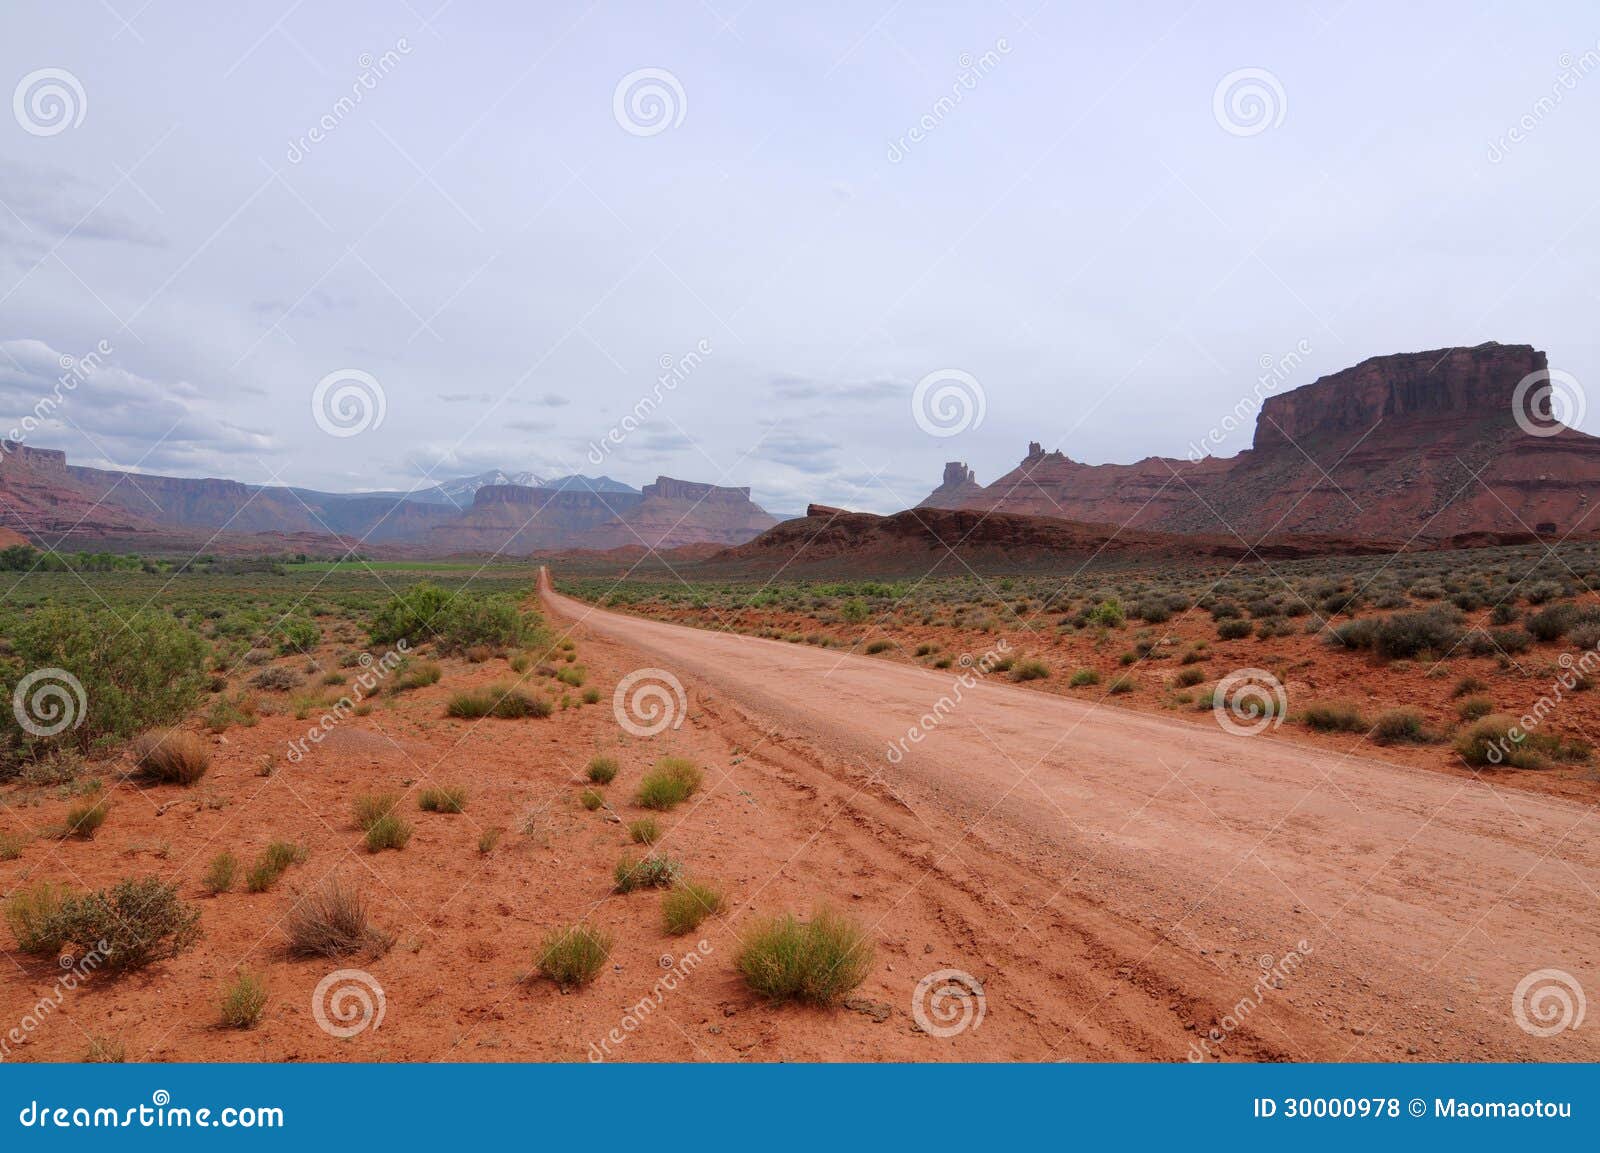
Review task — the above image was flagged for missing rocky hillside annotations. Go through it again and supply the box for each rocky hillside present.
[921,343,1598,540]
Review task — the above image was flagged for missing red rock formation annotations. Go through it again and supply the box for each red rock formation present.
[921,343,1600,541]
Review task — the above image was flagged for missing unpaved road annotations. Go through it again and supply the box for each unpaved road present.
[543,570,1599,1061]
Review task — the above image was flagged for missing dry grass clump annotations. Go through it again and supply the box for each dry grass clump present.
[364,813,412,852]
[1301,700,1366,733]
[202,851,238,895]
[133,730,210,785]
[627,817,660,845]
[634,756,702,810]
[580,788,605,811]
[1010,659,1049,682]
[285,877,391,957]
[536,925,611,988]
[662,879,724,935]
[1373,707,1429,745]
[735,906,873,1005]
[220,971,268,1028]
[586,755,619,784]
[613,853,681,893]
[446,685,551,719]
[353,791,400,830]
[4,881,73,953]
[245,841,306,892]
[418,785,467,813]
[390,659,442,693]
[60,792,111,840]
[477,827,502,855]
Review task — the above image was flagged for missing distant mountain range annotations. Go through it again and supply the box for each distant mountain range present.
[0,449,776,557]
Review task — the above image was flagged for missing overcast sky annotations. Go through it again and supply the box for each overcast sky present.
[2,1,1598,514]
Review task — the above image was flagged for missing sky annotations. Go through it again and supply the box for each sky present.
[2,0,1598,515]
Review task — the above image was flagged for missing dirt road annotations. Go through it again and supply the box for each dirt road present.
[543,570,1599,1061]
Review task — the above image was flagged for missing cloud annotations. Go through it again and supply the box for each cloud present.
[438,391,492,404]
[0,160,166,254]
[754,426,839,474]
[768,373,903,403]
[0,337,274,474]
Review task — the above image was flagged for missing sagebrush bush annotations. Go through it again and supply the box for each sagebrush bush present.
[1302,701,1366,733]
[1069,668,1100,687]
[662,880,724,935]
[1373,707,1428,744]
[1331,607,1463,660]
[48,876,202,971]
[735,906,873,1005]
[133,730,210,785]
[537,925,611,988]
[370,583,545,654]
[285,877,390,957]
[1,607,208,763]
[1454,714,1556,768]
[635,757,702,810]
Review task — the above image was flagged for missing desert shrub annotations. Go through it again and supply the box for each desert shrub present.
[445,689,494,718]
[1,606,208,763]
[1457,696,1495,721]
[368,582,452,647]
[581,687,600,705]
[1089,599,1125,628]
[49,876,202,971]
[418,785,467,813]
[865,640,895,654]
[1301,701,1366,732]
[628,817,660,845]
[663,880,724,935]
[5,881,72,954]
[249,666,300,692]
[364,813,412,852]
[132,730,210,785]
[1132,600,1171,623]
[285,877,390,957]
[1465,627,1532,656]
[353,791,401,830]
[556,665,586,688]
[580,788,604,811]
[246,841,305,892]
[537,925,611,988]
[1452,675,1488,698]
[613,853,682,893]
[1373,708,1428,744]
[202,851,238,895]
[389,659,442,693]
[1011,659,1049,682]
[1525,604,1577,642]
[1331,607,1462,660]
[81,1037,125,1063]
[586,755,619,784]
[1108,675,1134,695]
[736,906,873,1005]
[61,793,111,839]
[220,971,267,1029]
[274,617,320,655]
[914,643,937,657]
[1069,668,1100,687]
[635,757,702,810]
[370,584,544,654]
[1174,666,1205,687]
[0,831,24,860]
[1216,620,1252,640]
[1455,714,1555,769]
[477,827,502,854]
